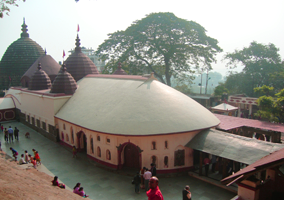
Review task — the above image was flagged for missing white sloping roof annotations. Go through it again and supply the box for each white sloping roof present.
[211,103,238,111]
[55,75,220,135]
[0,98,15,109]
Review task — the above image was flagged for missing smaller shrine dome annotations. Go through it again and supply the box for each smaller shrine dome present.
[113,62,127,75]
[64,34,99,82]
[28,63,51,90]
[21,51,61,87]
[50,64,77,95]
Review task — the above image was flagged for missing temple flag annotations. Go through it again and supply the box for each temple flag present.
[77,24,80,32]
[63,50,65,58]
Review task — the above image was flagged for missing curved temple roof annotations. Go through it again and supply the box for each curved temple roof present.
[55,75,220,136]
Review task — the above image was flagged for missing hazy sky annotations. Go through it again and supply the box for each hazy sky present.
[1,0,283,76]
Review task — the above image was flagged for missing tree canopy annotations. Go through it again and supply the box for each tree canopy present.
[96,12,222,86]
[223,41,283,96]
[0,0,26,18]
[255,86,284,123]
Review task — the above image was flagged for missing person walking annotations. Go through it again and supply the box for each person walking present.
[146,176,164,200]
[24,150,30,163]
[35,151,41,165]
[10,147,18,161]
[0,124,3,133]
[133,172,141,194]
[4,128,8,142]
[143,168,152,192]
[72,146,77,158]
[140,167,146,189]
[8,126,13,143]
[151,163,157,176]
[183,185,192,200]
[14,127,19,141]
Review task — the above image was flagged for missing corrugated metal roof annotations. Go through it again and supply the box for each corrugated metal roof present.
[55,76,220,136]
[222,147,284,184]
[215,114,284,132]
[185,129,284,165]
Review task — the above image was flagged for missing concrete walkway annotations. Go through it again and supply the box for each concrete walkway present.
[1,121,236,200]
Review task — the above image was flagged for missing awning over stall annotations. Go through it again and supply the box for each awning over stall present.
[185,129,284,165]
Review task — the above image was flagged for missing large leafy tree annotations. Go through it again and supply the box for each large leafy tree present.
[96,12,222,86]
[223,41,283,96]
[255,86,284,123]
[0,0,26,18]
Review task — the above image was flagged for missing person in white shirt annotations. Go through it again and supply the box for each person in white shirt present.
[143,168,152,191]
[19,154,27,165]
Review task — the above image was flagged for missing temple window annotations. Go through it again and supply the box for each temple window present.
[164,156,168,168]
[151,155,157,167]
[63,123,66,130]
[97,135,100,141]
[90,138,94,154]
[106,150,111,160]
[165,141,168,149]
[97,147,101,157]
[151,141,156,150]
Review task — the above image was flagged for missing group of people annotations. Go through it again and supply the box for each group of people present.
[51,177,89,198]
[132,163,164,200]
[2,125,19,143]
[132,163,193,200]
[11,148,41,169]
[73,182,89,198]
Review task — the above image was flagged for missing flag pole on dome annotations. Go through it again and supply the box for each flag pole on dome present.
[62,50,65,64]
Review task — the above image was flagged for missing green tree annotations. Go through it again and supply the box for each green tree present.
[254,85,274,97]
[255,87,284,123]
[214,83,228,96]
[0,0,26,18]
[96,12,222,86]
[224,41,283,96]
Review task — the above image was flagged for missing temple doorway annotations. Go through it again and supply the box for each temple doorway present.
[77,131,87,152]
[123,143,140,169]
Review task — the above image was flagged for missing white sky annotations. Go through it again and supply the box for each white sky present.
[0,0,283,77]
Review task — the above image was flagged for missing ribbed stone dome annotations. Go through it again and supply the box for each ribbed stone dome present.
[0,19,45,89]
[64,34,99,82]
[50,64,77,95]
[21,53,61,87]
[28,63,51,90]
[113,62,127,75]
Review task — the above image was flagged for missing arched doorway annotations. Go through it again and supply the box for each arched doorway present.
[123,143,140,169]
[77,131,87,152]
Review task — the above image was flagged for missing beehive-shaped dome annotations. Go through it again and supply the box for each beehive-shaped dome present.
[50,64,77,95]
[64,34,99,82]
[28,63,51,90]
[21,52,61,87]
[0,19,45,89]
[113,62,127,75]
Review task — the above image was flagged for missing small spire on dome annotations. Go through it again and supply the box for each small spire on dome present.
[75,34,81,53]
[62,63,67,72]
[21,17,29,38]
[37,63,42,70]
[118,62,122,69]
[44,48,47,55]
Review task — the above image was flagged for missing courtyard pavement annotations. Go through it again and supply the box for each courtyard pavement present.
[1,121,236,200]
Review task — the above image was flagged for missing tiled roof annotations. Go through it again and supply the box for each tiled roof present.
[215,114,284,132]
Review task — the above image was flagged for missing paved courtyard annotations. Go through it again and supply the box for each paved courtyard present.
[1,121,236,200]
